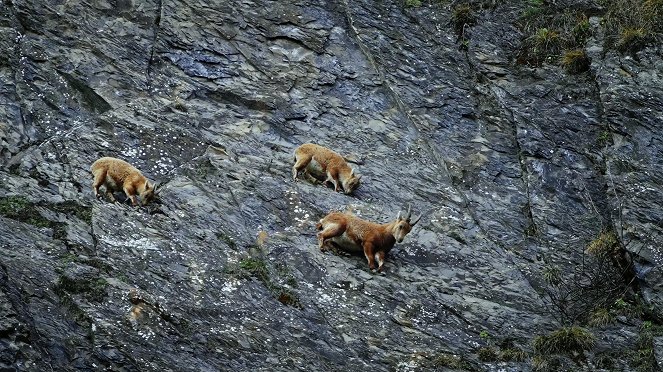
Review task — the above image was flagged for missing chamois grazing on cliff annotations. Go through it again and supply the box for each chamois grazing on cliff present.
[91,157,158,206]
[293,143,361,194]
[316,205,421,272]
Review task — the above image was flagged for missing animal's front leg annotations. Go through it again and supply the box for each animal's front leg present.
[123,185,139,206]
[375,251,386,272]
[325,171,340,192]
[363,243,376,271]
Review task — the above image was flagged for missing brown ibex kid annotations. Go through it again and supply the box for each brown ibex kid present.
[293,143,361,194]
[316,205,421,272]
[91,157,158,206]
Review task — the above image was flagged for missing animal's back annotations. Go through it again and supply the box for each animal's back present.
[91,157,141,185]
[325,212,378,238]
[298,143,342,165]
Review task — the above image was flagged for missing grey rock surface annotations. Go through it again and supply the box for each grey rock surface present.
[0,0,662,370]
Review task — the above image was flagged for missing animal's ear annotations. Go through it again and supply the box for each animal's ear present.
[410,214,422,226]
[397,211,403,221]
[356,174,362,180]
[350,169,355,177]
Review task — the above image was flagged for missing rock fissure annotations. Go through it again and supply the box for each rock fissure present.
[146,0,163,92]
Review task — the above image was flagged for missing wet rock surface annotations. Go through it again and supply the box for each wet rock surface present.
[0,0,662,370]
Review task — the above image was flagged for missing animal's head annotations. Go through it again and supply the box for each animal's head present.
[140,182,159,205]
[342,169,362,194]
[392,205,421,243]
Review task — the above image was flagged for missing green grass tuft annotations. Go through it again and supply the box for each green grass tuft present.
[452,4,476,34]
[500,347,528,362]
[430,352,473,369]
[587,231,619,257]
[561,49,590,74]
[588,308,614,327]
[477,346,499,362]
[0,196,51,227]
[616,28,647,53]
[533,326,595,355]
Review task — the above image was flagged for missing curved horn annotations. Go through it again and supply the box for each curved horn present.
[397,211,402,220]
[405,204,412,221]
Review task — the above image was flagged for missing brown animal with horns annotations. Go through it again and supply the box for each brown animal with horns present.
[292,143,361,194]
[91,157,158,206]
[316,206,421,272]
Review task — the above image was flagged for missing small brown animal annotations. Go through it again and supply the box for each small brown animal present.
[293,143,361,194]
[316,205,421,272]
[91,157,157,206]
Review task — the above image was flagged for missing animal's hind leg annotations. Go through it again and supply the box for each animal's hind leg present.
[92,170,105,199]
[316,223,344,251]
[293,154,312,181]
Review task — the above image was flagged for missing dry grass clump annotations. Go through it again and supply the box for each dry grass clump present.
[561,49,590,74]
[533,326,595,355]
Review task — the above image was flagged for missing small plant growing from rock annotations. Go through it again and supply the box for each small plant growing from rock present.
[477,346,499,362]
[0,196,50,227]
[587,230,619,257]
[476,332,528,363]
[630,320,662,371]
[216,232,237,250]
[571,15,591,44]
[452,4,476,35]
[405,0,422,7]
[560,49,590,74]
[588,308,614,327]
[533,326,595,355]
[542,265,561,285]
[616,28,647,53]
[522,0,545,20]
[500,347,528,362]
[597,130,612,147]
[229,256,302,309]
[429,352,473,370]
[533,28,560,54]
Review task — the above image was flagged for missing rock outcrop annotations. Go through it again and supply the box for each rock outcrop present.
[0,0,661,370]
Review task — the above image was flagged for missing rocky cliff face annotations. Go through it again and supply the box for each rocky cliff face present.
[1,0,662,370]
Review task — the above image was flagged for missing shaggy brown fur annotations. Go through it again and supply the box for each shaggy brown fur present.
[91,157,157,206]
[293,143,361,194]
[316,206,421,272]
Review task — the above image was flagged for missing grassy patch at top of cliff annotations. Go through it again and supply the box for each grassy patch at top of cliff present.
[517,0,662,68]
